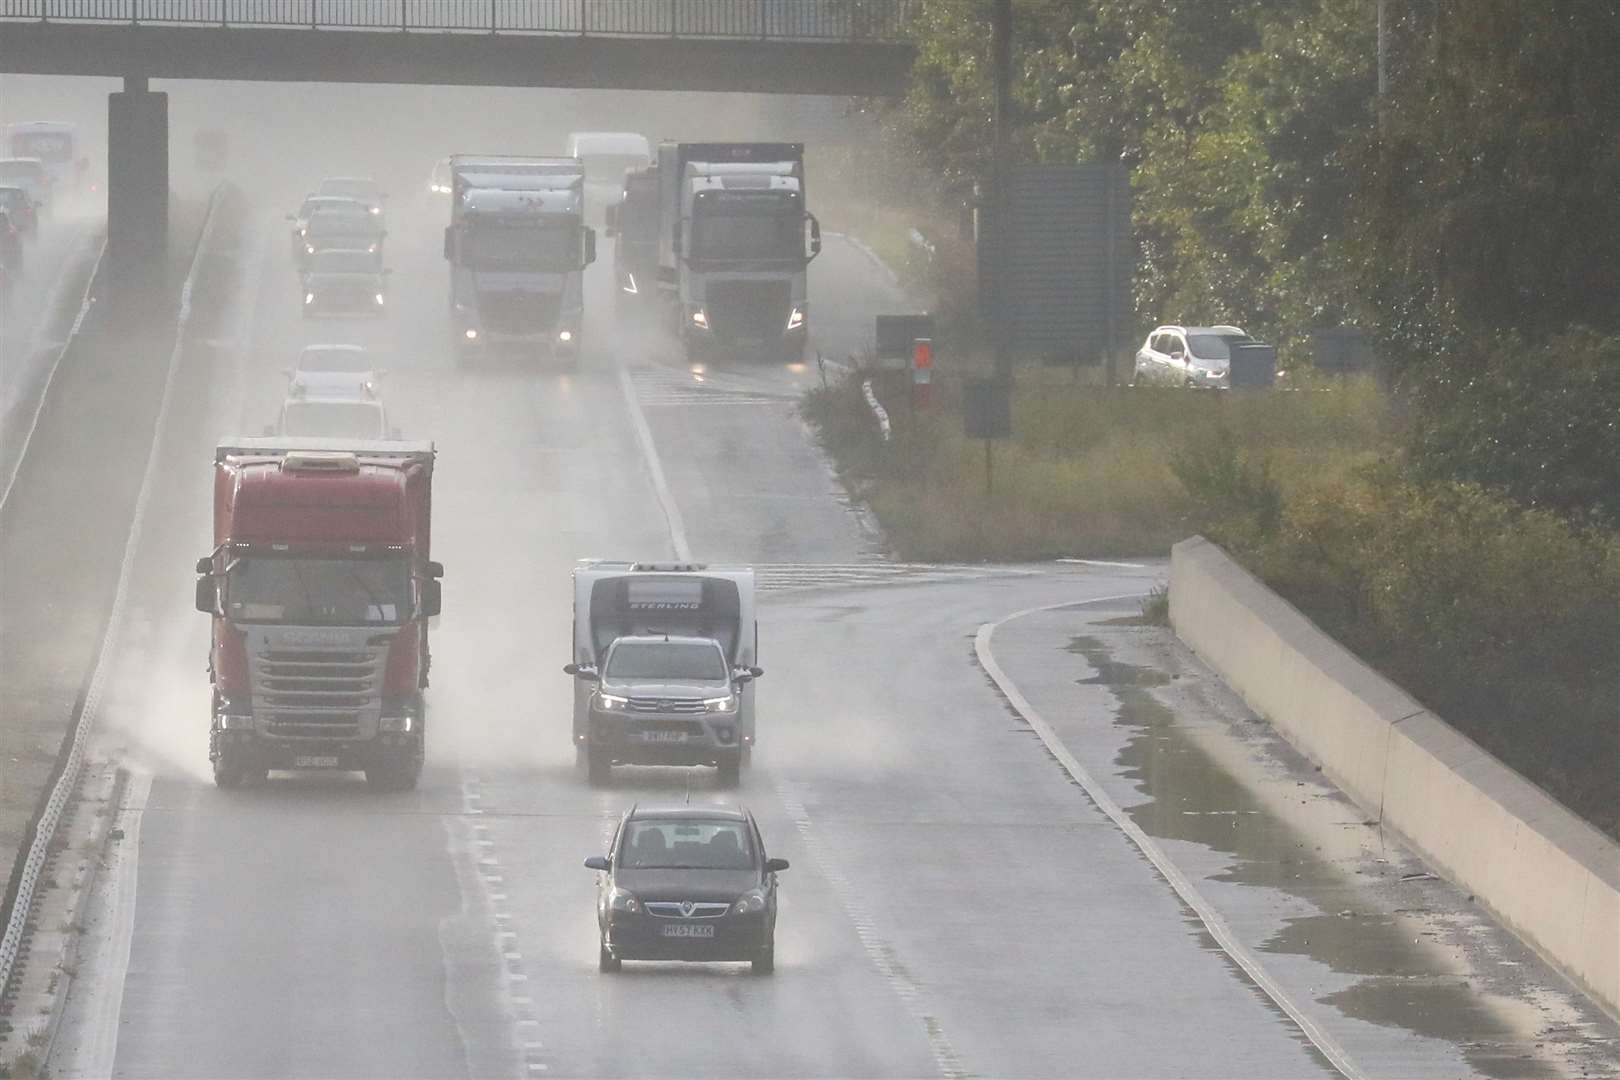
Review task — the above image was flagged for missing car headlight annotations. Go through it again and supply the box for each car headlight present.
[691,308,709,329]
[732,889,767,915]
[304,292,315,304]
[305,244,315,254]
[609,887,639,913]
[558,329,573,343]
[704,695,738,714]
[375,293,386,306]
[370,206,381,215]
[786,305,805,331]
[595,692,629,712]
[464,328,478,340]
[622,272,638,295]
[367,243,378,253]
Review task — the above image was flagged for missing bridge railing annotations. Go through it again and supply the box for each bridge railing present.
[0,0,915,40]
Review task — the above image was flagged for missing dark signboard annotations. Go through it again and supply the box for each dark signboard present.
[978,163,1132,361]
[963,378,1012,439]
[875,314,935,360]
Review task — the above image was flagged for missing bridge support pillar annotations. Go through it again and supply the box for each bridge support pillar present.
[106,76,168,308]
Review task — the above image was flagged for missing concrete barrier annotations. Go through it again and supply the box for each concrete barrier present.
[1170,535,1620,1021]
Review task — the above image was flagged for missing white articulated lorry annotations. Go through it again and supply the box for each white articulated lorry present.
[656,142,820,364]
[443,155,596,364]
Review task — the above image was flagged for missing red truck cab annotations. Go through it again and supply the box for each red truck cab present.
[195,439,441,790]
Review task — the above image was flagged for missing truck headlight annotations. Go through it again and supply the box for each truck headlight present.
[609,887,639,913]
[703,695,738,714]
[304,292,315,305]
[622,272,637,295]
[375,293,386,306]
[786,306,805,331]
[464,328,478,340]
[379,713,415,733]
[595,692,629,712]
[558,329,573,343]
[690,308,709,329]
[304,244,315,254]
[732,889,767,915]
[367,243,378,254]
[218,713,254,731]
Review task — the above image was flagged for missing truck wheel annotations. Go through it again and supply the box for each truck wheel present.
[212,748,250,789]
[751,940,775,975]
[715,753,742,789]
[585,747,612,787]
[367,744,421,792]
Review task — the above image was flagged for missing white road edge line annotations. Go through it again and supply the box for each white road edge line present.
[1056,557,1149,569]
[6,187,226,1071]
[0,232,107,514]
[617,366,692,561]
[59,770,151,1080]
[975,595,1367,1080]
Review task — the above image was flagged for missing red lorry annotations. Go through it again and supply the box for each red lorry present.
[194,438,442,790]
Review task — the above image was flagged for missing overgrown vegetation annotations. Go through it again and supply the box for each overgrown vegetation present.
[802,371,1393,560]
[810,0,1620,836]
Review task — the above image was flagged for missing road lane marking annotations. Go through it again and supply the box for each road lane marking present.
[774,779,967,1080]
[618,366,692,561]
[0,230,104,514]
[976,596,1366,1080]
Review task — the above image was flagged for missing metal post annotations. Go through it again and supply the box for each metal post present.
[990,0,1012,379]
[984,438,994,497]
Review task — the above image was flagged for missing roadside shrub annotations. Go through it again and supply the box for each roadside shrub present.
[1230,467,1620,837]
[1407,330,1620,526]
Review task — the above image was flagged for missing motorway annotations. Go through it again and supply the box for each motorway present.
[25,177,1620,1078]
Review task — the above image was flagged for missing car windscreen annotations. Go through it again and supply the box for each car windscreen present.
[604,641,726,681]
[280,401,385,439]
[298,349,371,373]
[308,251,379,274]
[226,555,410,625]
[307,212,381,237]
[9,134,71,163]
[319,180,379,201]
[0,162,45,184]
[619,820,754,870]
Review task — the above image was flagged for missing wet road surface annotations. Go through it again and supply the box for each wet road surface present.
[34,181,1620,1079]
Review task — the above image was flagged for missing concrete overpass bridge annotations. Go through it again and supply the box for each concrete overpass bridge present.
[1,0,918,290]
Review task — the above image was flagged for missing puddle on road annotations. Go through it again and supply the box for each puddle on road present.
[1065,634,1566,1080]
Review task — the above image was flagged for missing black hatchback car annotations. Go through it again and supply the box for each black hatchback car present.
[586,803,788,974]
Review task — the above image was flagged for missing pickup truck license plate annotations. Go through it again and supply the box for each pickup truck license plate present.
[640,730,686,742]
[660,923,715,938]
[294,755,340,768]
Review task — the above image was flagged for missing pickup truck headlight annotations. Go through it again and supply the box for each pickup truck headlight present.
[621,272,638,295]
[595,692,629,712]
[703,695,738,714]
[786,305,805,331]
[690,308,709,330]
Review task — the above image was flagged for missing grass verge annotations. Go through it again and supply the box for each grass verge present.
[802,367,1394,561]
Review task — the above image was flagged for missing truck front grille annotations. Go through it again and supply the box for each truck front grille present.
[706,280,790,340]
[477,292,560,333]
[627,698,707,715]
[253,649,378,740]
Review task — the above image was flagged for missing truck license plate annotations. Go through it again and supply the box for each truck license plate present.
[660,923,715,938]
[294,755,340,768]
